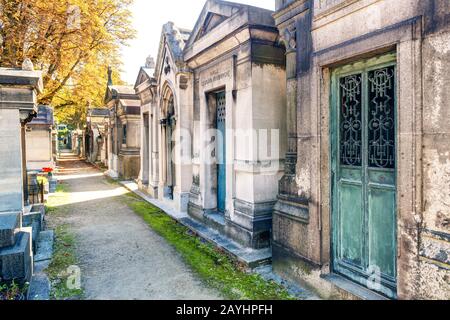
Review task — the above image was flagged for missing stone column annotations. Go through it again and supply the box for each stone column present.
[0,68,43,213]
[277,24,301,201]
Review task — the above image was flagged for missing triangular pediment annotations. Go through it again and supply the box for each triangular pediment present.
[154,22,191,80]
[134,67,153,89]
[156,43,175,80]
[195,13,227,41]
[104,86,114,104]
[185,0,244,47]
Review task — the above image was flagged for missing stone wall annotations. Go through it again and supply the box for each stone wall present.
[0,109,24,212]
[185,0,287,249]
[273,0,450,300]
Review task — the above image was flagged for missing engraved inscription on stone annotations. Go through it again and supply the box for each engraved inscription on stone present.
[315,0,346,14]
[201,69,231,87]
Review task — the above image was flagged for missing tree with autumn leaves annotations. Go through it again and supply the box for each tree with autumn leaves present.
[0,0,135,127]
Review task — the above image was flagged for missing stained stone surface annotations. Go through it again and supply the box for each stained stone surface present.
[23,211,44,251]
[34,230,54,263]
[27,273,51,300]
[28,232,54,300]
[0,228,33,282]
[0,212,20,248]
[0,109,23,213]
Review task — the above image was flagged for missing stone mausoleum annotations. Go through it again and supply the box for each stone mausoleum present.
[0,67,43,283]
[271,0,450,300]
[137,0,287,251]
[105,69,142,180]
[135,22,193,212]
[25,105,55,171]
[185,0,286,249]
[85,108,110,166]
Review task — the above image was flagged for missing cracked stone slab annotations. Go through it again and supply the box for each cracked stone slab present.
[28,272,51,300]
[34,230,54,262]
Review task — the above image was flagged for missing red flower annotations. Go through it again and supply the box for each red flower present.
[42,168,53,173]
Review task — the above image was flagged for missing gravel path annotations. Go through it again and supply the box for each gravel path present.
[53,155,222,300]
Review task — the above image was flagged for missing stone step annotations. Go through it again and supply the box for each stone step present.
[27,230,54,301]
[180,216,272,269]
[203,211,226,233]
[0,212,21,249]
[0,228,33,283]
[23,205,45,252]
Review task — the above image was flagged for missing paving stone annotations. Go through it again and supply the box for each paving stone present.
[33,260,51,274]
[34,230,54,263]
[27,273,50,300]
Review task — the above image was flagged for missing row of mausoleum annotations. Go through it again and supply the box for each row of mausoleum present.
[84,0,449,300]
[0,64,56,292]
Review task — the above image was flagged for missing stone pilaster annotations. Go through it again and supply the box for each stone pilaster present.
[277,23,301,202]
[0,68,43,213]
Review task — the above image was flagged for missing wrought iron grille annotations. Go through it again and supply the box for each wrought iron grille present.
[368,66,396,169]
[217,93,226,123]
[339,74,362,166]
[28,176,45,205]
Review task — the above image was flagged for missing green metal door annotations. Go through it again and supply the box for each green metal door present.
[216,91,226,213]
[331,53,397,299]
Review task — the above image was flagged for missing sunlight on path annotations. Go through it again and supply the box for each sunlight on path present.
[48,156,223,300]
[57,173,105,181]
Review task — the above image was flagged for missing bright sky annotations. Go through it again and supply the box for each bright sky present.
[121,0,274,85]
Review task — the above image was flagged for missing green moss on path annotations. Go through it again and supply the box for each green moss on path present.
[45,183,84,300]
[45,225,84,300]
[126,196,296,300]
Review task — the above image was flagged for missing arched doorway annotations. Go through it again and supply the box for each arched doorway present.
[161,86,176,200]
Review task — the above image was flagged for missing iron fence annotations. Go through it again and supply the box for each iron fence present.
[28,182,45,205]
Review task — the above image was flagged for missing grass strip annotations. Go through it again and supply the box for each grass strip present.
[126,196,296,300]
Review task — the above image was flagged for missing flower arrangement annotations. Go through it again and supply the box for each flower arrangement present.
[42,167,54,177]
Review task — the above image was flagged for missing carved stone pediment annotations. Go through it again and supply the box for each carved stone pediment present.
[195,12,227,41]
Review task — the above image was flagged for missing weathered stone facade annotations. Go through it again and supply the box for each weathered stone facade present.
[272,0,450,300]
[136,22,193,213]
[184,0,286,249]
[136,1,287,250]
[105,77,141,180]
[25,105,55,171]
[85,108,109,166]
[0,67,43,283]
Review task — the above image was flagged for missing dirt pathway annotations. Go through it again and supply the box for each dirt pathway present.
[51,155,222,300]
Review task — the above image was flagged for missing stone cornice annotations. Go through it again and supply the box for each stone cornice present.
[0,87,38,117]
[0,68,43,94]
[185,25,279,69]
[273,0,310,26]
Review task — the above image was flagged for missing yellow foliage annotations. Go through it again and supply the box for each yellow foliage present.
[0,0,136,127]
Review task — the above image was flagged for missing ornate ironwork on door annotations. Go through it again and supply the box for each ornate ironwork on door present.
[216,91,226,213]
[368,66,396,169]
[217,93,226,123]
[340,74,362,167]
[332,53,398,300]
